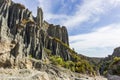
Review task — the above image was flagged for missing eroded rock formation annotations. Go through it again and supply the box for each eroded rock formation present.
[0,0,70,68]
[112,47,120,57]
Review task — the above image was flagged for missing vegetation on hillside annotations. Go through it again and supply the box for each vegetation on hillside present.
[53,37,76,54]
[100,57,120,75]
[46,37,96,75]
[109,57,120,75]
[49,55,95,75]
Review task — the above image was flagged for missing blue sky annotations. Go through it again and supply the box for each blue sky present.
[12,0,120,57]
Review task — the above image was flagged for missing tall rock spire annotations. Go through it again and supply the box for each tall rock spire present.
[37,7,43,27]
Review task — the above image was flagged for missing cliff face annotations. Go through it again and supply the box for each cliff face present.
[0,0,70,68]
[46,24,70,60]
[112,47,120,57]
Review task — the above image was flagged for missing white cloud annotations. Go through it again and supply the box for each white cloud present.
[36,0,120,29]
[37,0,52,13]
[63,0,120,28]
[69,23,120,57]
[12,0,26,5]
[12,0,120,28]
[37,0,63,21]
[44,14,69,23]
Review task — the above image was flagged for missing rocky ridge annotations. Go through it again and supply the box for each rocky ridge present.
[0,0,70,68]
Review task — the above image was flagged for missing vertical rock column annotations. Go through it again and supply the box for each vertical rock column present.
[37,7,43,28]
[46,24,70,60]
[61,26,69,45]
[0,0,12,42]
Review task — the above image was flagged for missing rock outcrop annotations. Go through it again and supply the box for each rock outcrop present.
[46,24,70,60]
[0,0,71,68]
[0,68,107,80]
[112,47,120,57]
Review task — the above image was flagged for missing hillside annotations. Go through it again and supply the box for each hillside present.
[100,47,120,78]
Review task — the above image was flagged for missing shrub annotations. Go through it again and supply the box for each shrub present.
[49,55,95,74]
[113,57,120,64]
[109,57,120,75]
[71,66,75,72]
[75,66,85,73]
[72,54,81,62]
[64,61,75,71]
[50,56,64,66]
[74,60,95,74]
[64,61,69,68]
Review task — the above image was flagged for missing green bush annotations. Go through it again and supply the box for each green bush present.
[49,55,95,74]
[75,66,85,73]
[110,57,120,75]
[64,61,75,71]
[113,57,120,64]
[72,54,81,62]
[65,61,75,67]
[50,56,64,66]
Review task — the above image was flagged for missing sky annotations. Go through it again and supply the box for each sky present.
[12,0,120,57]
